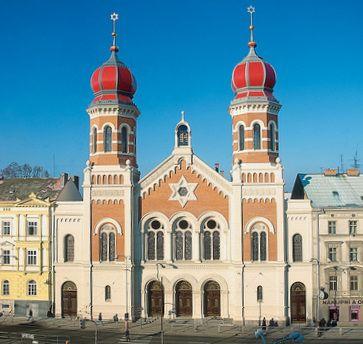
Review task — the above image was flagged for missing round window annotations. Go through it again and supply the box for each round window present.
[178,220,189,230]
[206,219,217,229]
[151,220,161,230]
[178,187,188,197]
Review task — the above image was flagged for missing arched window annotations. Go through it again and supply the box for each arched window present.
[104,125,112,152]
[292,234,303,262]
[269,122,275,151]
[260,232,266,261]
[257,285,263,302]
[99,224,117,262]
[121,126,128,153]
[2,280,9,295]
[177,125,189,147]
[203,219,221,261]
[100,232,108,261]
[252,232,259,261]
[174,219,192,260]
[251,222,268,262]
[253,123,261,150]
[64,234,74,262]
[105,285,111,301]
[238,125,245,151]
[146,220,164,261]
[92,127,97,153]
[109,233,115,261]
[28,280,37,296]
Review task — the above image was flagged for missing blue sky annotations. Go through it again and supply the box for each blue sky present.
[0,0,362,190]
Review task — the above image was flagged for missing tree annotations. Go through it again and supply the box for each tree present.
[0,162,50,179]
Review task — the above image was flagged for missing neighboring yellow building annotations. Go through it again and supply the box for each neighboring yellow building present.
[0,177,65,317]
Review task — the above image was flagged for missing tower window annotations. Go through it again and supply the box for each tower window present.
[92,127,97,153]
[121,126,128,153]
[253,123,261,150]
[177,125,189,147]
[292,234,303,262]
[238,125,245,151]
[269,122,276,151]
[257,285,263,302]
[104,126,112,152]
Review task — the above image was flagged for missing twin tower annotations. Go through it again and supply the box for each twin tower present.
[54,8,286,324]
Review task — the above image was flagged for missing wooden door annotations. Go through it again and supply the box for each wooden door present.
[62,281,77,317]
[204,281,221,317]
[148,281,164,317]
[291,282,306,323]
[176,281,192,316]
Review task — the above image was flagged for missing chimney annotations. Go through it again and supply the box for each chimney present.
[346,168,360,177]
[71,176,80,190]
[60,173,69,187]
[324,169,338,176]
[214,163,220,173]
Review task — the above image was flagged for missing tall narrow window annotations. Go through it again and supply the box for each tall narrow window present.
[92,127,97,153]
[238,125,245,151]
[109,233,116,261]
[349,220,358,235]
[350,247,358,262]
[292,234,303,262]
[2,222,11,235]
[27,250,37,265]
[260,232,266,261]
[185,231,192,260]
[175,231,183,260]
[212,232,220,260]
[27,221,37,236]
[253,123,261,150]
[257,285,263,302]
[100,232,108,261]
[269,122,275,151]
[350,276,358,291]
[104,125,112,152]
[105,285,111,301]
[64,234,74,262]
[156,232,164,260]
[203,232,211,260]
[2,280,9,296]
[177,125,189,146]
[252,232,259,261]
[328,221,336,234]
[121,126,128,153]
[147,232,155,260]
[329,276,337,291]
[328,247,337,262]
[2,250,10,265]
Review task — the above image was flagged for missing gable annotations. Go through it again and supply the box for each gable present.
[140,158,230,220]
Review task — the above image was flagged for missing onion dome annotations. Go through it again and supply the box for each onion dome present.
[231,6,277,102]
[90,13,137,106]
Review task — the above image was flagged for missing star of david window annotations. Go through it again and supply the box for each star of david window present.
[169,176,197,207]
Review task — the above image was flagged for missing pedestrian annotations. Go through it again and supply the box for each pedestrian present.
[98,312,103,324]
[262,317,267,331]
[269,318,274,327]
[113,313,119,323]
[27,309,33,321]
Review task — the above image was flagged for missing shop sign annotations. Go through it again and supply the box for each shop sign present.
[322,299,363,305]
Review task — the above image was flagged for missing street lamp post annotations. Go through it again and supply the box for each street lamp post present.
[310,258,321,325]
[156,263,165,344]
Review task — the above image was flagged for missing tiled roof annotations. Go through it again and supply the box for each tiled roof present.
[292,173,363,209]
[0,178,63,202]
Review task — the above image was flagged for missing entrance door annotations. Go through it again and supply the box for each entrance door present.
[204,281,221,317]
[62,281,77,317]
[175,281,192,317]
[148,281,164,317]
[291,282,306,323]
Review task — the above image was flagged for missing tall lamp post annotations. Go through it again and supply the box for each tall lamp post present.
[156,263,165,344]
[310,258,321,324]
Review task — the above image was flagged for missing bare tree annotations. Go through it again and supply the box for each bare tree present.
[0,162,50,179]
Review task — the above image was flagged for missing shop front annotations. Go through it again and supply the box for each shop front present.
[321,298,363,325]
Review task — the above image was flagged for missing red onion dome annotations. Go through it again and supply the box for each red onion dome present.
[231,43,277,102]
[90,48,137,106]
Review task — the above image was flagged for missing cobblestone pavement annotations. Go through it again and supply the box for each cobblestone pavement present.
[0,317,363,343]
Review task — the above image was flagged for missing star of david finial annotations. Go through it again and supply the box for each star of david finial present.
[246,5,256,47]
[110,12,119,52]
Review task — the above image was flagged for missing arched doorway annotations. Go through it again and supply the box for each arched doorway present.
[291,282,306,323]
[147,281,164,317]
[175,281,192,317]
[61,281,77,317]
[203,281,221,317]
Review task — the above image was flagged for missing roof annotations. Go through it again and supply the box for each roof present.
[56,179,82,202]
[0,178,63,202]
[291,173,363,209]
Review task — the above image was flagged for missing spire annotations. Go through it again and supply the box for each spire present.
[181,110,185,122]
[247,5,257,48]
[110,12,119,52]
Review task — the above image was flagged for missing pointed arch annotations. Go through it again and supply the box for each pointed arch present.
[103,125,112,152]
[253,123,261,150]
